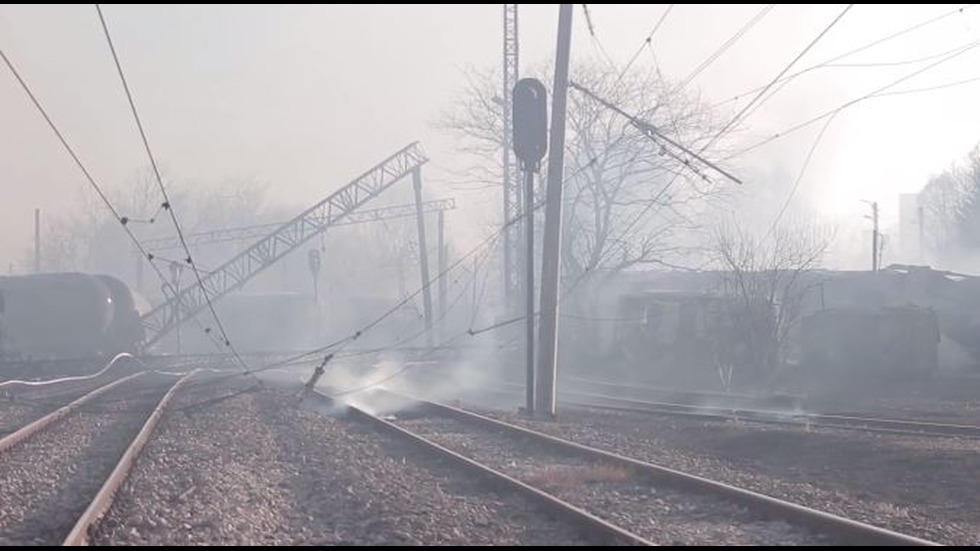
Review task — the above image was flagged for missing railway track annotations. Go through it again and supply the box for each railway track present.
[567,376,806,410]
[559,388,980,439]
[483,379,980,439]
[0,370,195,545]
[317,390,650,546]
[332,390,938,546]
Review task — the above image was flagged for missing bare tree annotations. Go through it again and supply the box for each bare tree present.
[29,170,273,288]
[438,61,729,286]
[713,221,831,388]
[919,145,980,264]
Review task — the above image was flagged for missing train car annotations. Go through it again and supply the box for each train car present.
[94,274,145,354]
[800,306,940,379]
[592,290,769,388]
[0,273,143,360]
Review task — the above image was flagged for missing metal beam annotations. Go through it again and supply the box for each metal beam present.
[412,168,434,347]
[502,4,522,315]
[140,142,428,347]
[143,198,456,252]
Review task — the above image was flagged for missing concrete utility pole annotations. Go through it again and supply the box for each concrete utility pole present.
[413,168,434,347]
[871,201,880,272]
[862,200,880,272]
[536,4,573,418]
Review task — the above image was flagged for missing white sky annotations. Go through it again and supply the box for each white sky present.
[3,4,980,270]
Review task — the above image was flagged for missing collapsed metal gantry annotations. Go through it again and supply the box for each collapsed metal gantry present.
[140,142,435,349]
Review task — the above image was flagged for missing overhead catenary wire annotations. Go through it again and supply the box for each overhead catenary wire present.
[722,36,980,162]
[95,5,250,374]
[874,73,980,97]
[763,110,840,238]
[735,21,980,126]
[712,4,978,110]
[582,4,618,72]
[615,4,675,85]
[705,4,855,150]
[0,48,234,351]
[675,4,776,92]
[569,81,743,185]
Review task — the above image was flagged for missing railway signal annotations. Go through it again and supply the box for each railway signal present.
[512,77,548,416]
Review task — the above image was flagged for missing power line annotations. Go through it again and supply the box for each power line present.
[95,5,249,372]
[821,40,980,69]
[712,4,977,110]
[0,47,228,353]
[616,4,675,84]
[1,50,137,249]
[676,4,776,92]
[723,36,980,161]
[737,14,975,126]
[873,73,980,97]
[569,81,742,184]
[468,230,505,328]
[337,240,494,360]
[764,111,840,238]
[582,4,617,72]
[707,4,854,149]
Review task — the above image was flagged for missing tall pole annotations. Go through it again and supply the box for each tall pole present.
[524,169,536,414]
[502,4,521,317]
[438,209,448,338]
[536,4,573,418]
[33,208,41,274]
[413,168,434,347]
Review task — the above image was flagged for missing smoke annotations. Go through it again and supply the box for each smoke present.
[305,342,509,417]
[939,338,974,373]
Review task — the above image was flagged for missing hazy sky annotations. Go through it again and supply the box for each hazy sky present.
[3,4,980,270]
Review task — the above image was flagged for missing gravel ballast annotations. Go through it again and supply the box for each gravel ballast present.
[92,379,602,546]
[480,406,977,546]
[0,373,174,545]
[394,413,836,546]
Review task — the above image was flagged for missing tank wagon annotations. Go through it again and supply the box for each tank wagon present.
[0,273,143,360]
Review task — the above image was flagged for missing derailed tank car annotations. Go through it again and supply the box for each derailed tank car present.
[0,273,144,359]
[599,291,769,388]
[801,306,940,379]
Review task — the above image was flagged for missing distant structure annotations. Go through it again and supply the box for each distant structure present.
[898,193,923,264]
